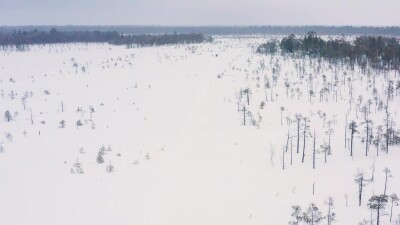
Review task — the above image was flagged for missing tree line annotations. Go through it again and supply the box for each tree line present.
[2,26,400,36]
[0,28,211,48]
[257,31,400,71]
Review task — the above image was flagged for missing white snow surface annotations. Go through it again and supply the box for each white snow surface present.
[0,36,400,225]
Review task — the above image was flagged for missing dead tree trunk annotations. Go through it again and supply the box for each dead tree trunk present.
[313,130,316,169]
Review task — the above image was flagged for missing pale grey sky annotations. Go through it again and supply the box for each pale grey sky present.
[0,0,399,26]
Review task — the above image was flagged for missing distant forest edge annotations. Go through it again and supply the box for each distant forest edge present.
[257,31,400,71]
[0,28,211,47]
[1,25,400,36]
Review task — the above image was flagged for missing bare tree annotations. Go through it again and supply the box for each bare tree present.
[326,197,336,225]
[373,125,383,157]
[355,171,368,206]
[242,106,247,125]
[384,108,391,154]
[389,193,399,222]
[383,168,392,195]
[295,114,302,154]
[21,95,27,110]
[313,129,316,169]
[283,130,290,170]
[302,117,311,163]
[325,127,334,156]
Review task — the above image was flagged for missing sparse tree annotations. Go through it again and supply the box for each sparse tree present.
[361,119,372,156]
[383,168,392,195]
[326,197,336,225]
[312,129,316,169]
[349,121,359,157]
[303,203,323,225]
[243,88,251,105]
[390,193,399,222]
[5,132,12,142]
[4,110,12,122]
[76,120,82,129]
[355,171,368,206]
[270,146,275,167]
[384,108,391,154]
[368,195,388,225]
[295,114,302,154]
[106,161,114,173]
[21,95,27,110]
[290,205,302,225]
[373,125,383,157]
[59,120,66,128]
[89,105,95,119]
[72,158,84,174]
[97,153,104,164]
[97,145,106,164]
[302,117,311,163]
[320,142,330,164]
[325,127,334,156]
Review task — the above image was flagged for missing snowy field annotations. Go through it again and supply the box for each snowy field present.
[1,36,400,225]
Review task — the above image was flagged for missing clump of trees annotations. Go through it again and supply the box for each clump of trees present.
[257,31,400,71]
[289,200,335,224]
[0,28,212,49]
[256,40,278,54]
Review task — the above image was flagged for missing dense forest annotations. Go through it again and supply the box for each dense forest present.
[257,31,400,71]
[0,28,210,47]
[1,25,400,36]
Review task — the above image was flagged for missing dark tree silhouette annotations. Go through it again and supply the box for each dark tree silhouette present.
[368,195,388,225]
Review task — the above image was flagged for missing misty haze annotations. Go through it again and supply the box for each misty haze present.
[1,1,400,225]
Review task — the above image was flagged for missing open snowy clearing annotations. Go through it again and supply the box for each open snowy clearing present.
[1,36,400,225]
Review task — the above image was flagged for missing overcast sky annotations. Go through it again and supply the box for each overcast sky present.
[0,0,399,26]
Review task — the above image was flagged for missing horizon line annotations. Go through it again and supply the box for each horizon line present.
[1,24,400,28]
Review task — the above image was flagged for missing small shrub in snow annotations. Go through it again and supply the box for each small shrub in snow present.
[72,158,84,174]
[107,145,112,152]
[97,145,106,164]
[5,132,12,142]
[4,110,12,122]
[78,147,85,154]
[106,161,114,173]
[76,120,83,129]
[59,120,66,128]
[90,121,96,129]
[97,154,104,164]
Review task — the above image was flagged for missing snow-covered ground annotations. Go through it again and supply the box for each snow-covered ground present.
[1,36,400,225]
